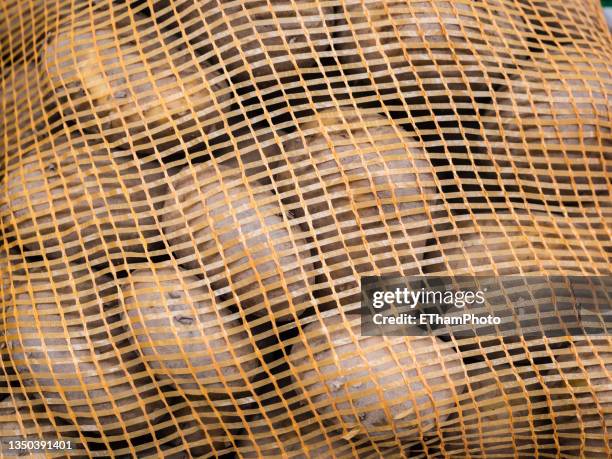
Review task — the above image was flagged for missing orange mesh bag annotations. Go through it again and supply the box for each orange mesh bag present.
[1,0,610,458]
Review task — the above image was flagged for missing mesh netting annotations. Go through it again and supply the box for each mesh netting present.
[1,0,610,457]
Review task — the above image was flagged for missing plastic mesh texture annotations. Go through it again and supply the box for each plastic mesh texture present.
[0,0,610,457]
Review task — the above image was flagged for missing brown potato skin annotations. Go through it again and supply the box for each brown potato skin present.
[288,314,464,448]
[120,264,262,451]
[439,363,548,457]
[483,52,611,211]
[153,0,335,80]
[335,0,530,93]
[0,394,62,458]
[43,19,230,153]
[0,62,50,155]
[237,412,351,458]
[119,265,259,398]
[423,211,608,276]
[0,141,167,264]
[543,339,612,456]
[439,340,611,458]
[161,163,315,321]
[2,267,170,447]
[275,107,438,300]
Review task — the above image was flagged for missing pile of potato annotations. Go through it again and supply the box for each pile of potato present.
[0,0,609,457]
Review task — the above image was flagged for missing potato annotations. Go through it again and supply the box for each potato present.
[0,394,59,458]
[432,277,609,454]
[153,0,335,80]
[425,208,609,338]
[0,0,67,74]
[275,107,438,298]
[484,53,611,210]
[237,412,353,458]
[439,362,549,457]
[160,401,235,457]
[288,313,464,448]
[43,17,230,154]
[161,163,315,321]
[543,339,612,456]
[3,265,171,450]
[0,63,51,160]
[514,0,610,46]
[119,264,259,401]
[423,211,609,276]
[335,0,529,94]
[0,139,167,264]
